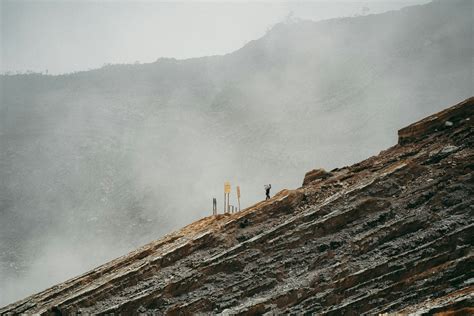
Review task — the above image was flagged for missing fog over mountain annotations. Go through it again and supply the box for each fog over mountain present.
[0,0,473,306]
[2,0,429,74]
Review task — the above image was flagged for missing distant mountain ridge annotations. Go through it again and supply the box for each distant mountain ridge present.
[0,0,472,306]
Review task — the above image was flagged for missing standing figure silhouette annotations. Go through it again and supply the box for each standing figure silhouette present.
[265,184,271,200]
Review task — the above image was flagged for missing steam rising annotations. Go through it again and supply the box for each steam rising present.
[1,0,472,306]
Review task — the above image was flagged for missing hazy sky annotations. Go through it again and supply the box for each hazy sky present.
[1,0,430,74]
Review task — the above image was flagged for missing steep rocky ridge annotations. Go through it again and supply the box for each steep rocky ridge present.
[1,2,473,295]
[1,97,473,315]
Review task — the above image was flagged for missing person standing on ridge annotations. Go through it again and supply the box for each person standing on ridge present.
[265,184,271,200]
[212,197,217,215]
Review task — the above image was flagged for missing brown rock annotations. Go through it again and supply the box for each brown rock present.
[398,96,474,145]
[302,168,332,186]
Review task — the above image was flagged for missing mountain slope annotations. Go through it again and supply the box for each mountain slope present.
[2,97,472,315]
[1,0,473,305]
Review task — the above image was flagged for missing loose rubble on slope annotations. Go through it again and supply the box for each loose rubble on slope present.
[1,97,473,315]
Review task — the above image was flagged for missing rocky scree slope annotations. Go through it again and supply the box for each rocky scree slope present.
[1,97,473,315]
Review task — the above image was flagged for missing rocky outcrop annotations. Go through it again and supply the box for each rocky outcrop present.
[302,168,332,186]
[398,96,473,145]
[1,97,473,315]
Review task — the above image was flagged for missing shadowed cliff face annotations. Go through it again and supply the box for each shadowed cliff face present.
[1,0,473,304]
[2,98,472,315]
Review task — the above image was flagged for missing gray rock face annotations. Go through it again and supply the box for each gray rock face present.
[1,98,473,315]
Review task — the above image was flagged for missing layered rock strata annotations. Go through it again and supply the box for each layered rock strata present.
[1,97,473,315]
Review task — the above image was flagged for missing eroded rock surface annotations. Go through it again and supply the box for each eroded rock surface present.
[302,169,332,186]
[1,97,473,315]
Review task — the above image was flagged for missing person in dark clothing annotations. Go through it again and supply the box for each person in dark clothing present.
[265,184,271,200]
